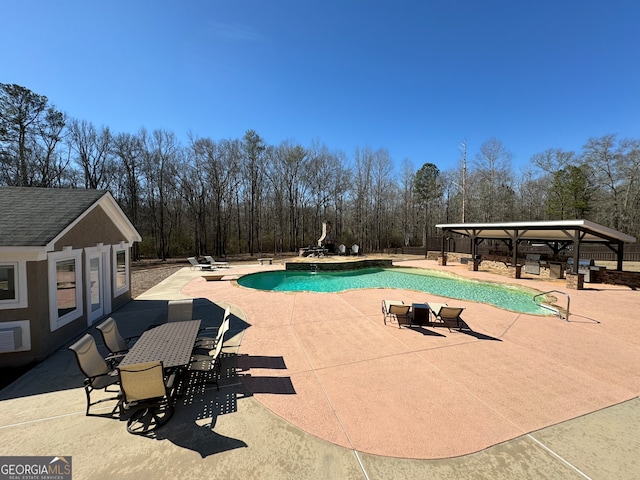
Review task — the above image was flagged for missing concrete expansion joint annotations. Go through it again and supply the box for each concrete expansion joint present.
[527,434,594,480]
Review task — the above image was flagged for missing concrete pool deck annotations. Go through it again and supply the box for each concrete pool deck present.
[1,258,639,479]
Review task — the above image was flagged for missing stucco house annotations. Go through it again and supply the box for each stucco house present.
[0,187,141,369]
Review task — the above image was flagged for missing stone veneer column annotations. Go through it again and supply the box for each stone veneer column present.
[438,254,447,266]
[566,273,584,290]
[507,264,522,279]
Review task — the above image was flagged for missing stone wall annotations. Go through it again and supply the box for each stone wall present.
[426,251,464,262]
[593,269,640,289]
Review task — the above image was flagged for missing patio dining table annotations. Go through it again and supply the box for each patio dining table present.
[118,320,201,370]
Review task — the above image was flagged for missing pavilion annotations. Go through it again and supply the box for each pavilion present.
[435,219,636,271]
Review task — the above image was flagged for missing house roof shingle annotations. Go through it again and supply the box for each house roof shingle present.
[0,187,106,247]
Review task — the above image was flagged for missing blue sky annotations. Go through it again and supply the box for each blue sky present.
[3,1,639,173]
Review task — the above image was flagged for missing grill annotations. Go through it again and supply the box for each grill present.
[566,258,602,282]
[524,254,547,275]
[566,258,595,269]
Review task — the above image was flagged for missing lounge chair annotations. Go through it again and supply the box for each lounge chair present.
[96,317,138,366]
[429,303,465,331]
[351,244,360,255]
[69,334,121,416]
[382,299,411,328]
[118,361,175,435]
[204,255,230,268]
[338,244,346,255]
[167,298,193,322]
[187,257,214,271]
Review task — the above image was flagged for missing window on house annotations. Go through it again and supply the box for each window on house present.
[113,246,130,296]
[0,261,28,309]
[56,259,77,317]
[89,257,101,313]
[48,248,83,330]
[0,265,16,301]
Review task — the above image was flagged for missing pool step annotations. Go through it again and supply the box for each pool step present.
[533,290,570,321]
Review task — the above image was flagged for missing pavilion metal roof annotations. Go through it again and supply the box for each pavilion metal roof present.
[435,220,636,245]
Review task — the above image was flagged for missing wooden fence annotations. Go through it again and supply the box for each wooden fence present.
[396,238,640,262]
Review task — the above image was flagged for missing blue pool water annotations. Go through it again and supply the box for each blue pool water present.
[237,267,550,315]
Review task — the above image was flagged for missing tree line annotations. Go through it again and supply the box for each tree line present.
[2,83,639,259]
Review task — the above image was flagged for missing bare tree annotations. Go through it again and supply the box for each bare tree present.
[353,147,374,249]
[140,129,182,259]
[306,140,344,245]
[471,138,513,221]
[515,167,547,221]
[400,159,418,246]
[67,118,114,189]
[242,130,266,255]
[531,148,576,175]
[371,148,395,250]
[112,132,143,219]
[267,141,308,251]
[583,134,640,233]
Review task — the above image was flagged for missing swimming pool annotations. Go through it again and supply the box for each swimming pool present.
[237,267,551,315]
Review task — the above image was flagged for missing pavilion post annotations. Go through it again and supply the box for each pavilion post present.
[617,243,624,271]
[566,229,584,290]
[438,233,447,265]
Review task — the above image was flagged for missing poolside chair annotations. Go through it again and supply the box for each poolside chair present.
[194,306,230,349]
[187,256,213,271]
[429,303,465,331]
[118,361,175,435]
[69,334,121,416]
[351,244,360,255]
[204,255,230,268]
[338,244,346,255]
[96,317,138,366]
[167,298,193,322]
[382,299,412,328]
[187,333,225,391]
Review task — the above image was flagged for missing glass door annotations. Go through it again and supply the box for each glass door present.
[87,253,104,323]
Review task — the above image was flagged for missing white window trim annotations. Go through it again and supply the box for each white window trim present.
[112,243,131,297]
[0,260,28,310]
[48,247,84,331]
[85,244,111,325]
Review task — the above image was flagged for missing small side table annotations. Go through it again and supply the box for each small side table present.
[412,303,431,326]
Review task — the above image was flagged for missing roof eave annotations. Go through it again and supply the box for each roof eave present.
[47,191,142,249]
